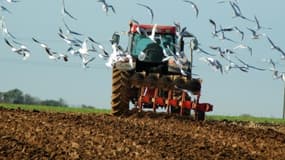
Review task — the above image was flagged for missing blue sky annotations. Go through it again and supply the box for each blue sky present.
[0,0,284,118]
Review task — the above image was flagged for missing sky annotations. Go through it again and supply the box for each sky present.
[0,0,284,118]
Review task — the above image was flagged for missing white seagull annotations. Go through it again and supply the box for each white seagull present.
[209,46,234,58]
[4,38,30,60]
[96,43,110,60]
[1,16,16,39]
[229,1,254,22]
[81,56,95,69]
[233,44,252,56]
[223,57,248,73]
[78,39,97,56]
[199,57,223,74]
[267,59,282,80]
[32,37,68,61]
[267,36,285,59]
[97,0,116,15]
[58,28,81,47]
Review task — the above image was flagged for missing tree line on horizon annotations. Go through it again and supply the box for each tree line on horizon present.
[0,88,68,107]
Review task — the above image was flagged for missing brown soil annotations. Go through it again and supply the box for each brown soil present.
[0,107,285,160]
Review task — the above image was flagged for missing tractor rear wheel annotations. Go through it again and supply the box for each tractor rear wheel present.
[111,67,131,116]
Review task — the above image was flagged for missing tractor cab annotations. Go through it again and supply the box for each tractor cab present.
[124,22,193,75]
[128,23,176,63]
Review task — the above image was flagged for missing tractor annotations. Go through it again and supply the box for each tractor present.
[110,21,213,120]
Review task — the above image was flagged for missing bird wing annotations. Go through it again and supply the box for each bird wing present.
[4,38,13,48]
[88,36,100,45]
[183,0,199,18]
[32,37,48,48]
[254,16,261,29]
[0,5,12,14]
[247,27,256,35]
[137,3,154,23]
[229,1,240,16]
[63,19,83,36]
[209,46,221,51]
[209,19,216,31]
[149,24,157,41]
[266,36,277,48]
[62,0,77,20]
[197,47,216,56]
[108,5,116,14]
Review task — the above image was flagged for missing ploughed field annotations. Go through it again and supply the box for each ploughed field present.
[0,107,285,160]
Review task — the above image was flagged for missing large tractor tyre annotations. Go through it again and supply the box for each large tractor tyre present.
[111,67,131,116]
[195,110,205,121]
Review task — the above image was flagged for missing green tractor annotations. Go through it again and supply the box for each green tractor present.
[111,21,213,120]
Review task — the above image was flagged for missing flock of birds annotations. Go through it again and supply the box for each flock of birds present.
[1,0,285,82]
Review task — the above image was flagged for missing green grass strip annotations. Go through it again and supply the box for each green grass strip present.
[207,115,285,124]
[0,103,110,114]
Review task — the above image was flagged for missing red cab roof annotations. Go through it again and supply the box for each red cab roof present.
[130,23,176,34]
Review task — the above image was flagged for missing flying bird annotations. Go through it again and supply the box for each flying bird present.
[1,16,16,39]
[95,42,110,60]
[4,38,30,60]
[199,57,223,74]
[235,56,265,71]
[97,0,116,15]
[81,56,95,68]
[78,39,97,56]
[229,1,254,22]
[254,16,272,30]
[223,57,248,73]
[58,28,81,47]
[247,27,264,39]
[32,37,68,61]
[266,59,283,80]
[266,36,285,58]
[209,19,218,37]
[62,19,83,36]
[183,0,199,18]
[61,0,77,20]
[233,44,252,56]
[218,25,237,43]
[137,3,154,23]
[0,5,12,14]
[210,46,234,58]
